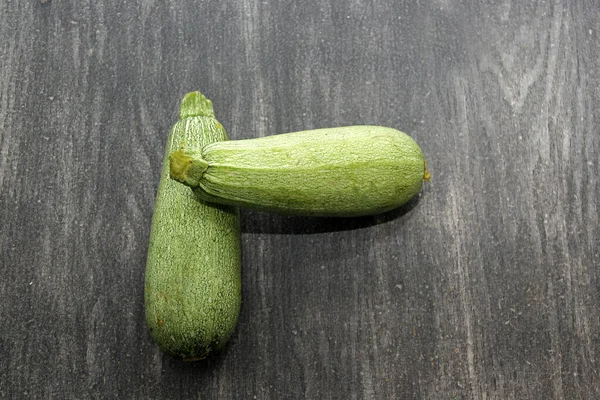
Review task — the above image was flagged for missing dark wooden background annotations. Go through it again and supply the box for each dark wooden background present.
[1,1,599,399]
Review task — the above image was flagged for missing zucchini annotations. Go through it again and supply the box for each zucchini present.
[145,92,241,360]
[170,126,429,217]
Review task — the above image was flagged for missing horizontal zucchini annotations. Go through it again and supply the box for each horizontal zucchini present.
[169,126,429,217]
[145,91,241,360]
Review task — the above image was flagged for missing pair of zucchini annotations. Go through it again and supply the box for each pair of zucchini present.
[145,91,429,360]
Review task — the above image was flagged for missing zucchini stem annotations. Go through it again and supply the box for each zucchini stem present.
[178,91,214,119]
[169,149,208,187]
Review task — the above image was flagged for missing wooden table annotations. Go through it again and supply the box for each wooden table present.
[2,1,599,398]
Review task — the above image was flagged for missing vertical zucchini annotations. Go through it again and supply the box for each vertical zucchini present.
[145,92,241,360]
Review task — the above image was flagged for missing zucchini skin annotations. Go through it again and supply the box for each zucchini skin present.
[145,92,241,360]
[170,126,428,217]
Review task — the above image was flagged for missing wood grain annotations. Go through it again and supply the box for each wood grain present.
[1,0,599,398]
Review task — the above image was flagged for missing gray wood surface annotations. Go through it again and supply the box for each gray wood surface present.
[1,1,599,399]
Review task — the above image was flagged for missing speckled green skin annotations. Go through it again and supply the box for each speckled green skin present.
[145,92,241,360]
[170,126,427,217]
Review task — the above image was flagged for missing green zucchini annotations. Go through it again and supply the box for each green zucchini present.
[169,126,430,217]
[145,92,241,360]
